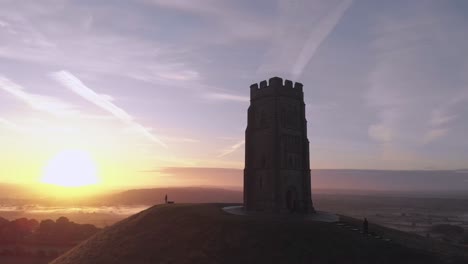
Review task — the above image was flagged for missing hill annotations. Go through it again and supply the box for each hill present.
[50,204,459,264]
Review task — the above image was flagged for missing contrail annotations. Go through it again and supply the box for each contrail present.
[218,140,245,157]
[51,70,167,148]
[292,0,353,79]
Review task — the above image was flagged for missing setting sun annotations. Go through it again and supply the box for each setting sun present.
[42,149,99,187]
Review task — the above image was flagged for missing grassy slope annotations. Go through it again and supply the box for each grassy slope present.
[0,256,55,264]
[52,204,448,264]
[339,215,468,261]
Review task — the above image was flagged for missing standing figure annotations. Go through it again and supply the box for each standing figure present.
[363,218,369,234]
[165,194,168,204]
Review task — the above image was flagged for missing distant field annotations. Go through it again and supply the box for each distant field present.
[1,189,467,236]
[315,193,468,242]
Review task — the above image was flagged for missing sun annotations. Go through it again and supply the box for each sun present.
[42,149,100,187]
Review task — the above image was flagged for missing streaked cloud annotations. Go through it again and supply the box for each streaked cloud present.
[0,117,19,131]
[368,122,393,143]
[0,76,79,116]
[204,93,249,103]
[259,0,352,78]
[160,136,200,143]
[51,70,167,148]
[291,0,353,78]
[429,110,457,127]
[144,0,272,42]
[366,1,468,157]
[218,140,244,157]
[0,4,202,88]
[423,128,449,144]
[423,90,468,144]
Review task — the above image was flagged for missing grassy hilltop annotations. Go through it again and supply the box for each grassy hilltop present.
[51,204,459,264]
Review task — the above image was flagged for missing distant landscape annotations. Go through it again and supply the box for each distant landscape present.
[149,168,468,194]
[1,169,468,263]
[1,169,468,244]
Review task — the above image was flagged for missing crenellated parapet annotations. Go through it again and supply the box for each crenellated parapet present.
[250,77,304,100]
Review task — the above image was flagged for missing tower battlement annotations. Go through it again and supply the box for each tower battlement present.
[250,77,303,100]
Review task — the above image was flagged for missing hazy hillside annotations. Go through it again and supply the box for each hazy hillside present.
[1,169,467,202]
[98,187,242,205]
[309,170,468,192]
[155,168,468,193]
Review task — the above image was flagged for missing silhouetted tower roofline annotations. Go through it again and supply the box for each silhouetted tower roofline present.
[250,77,304,101]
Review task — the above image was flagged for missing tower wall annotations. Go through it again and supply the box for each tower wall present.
[244,77,314,213]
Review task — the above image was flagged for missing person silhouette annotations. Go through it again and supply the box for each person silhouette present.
[165,194,168,204]
[363,218,369,234]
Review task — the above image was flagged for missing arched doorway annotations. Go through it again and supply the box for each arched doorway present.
[286,187,297,213]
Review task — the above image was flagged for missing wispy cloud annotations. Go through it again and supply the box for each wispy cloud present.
[218,139,244,157]
[259,0,352,78]
[0,5,202,87]
[0,10,57,62]
[423,90,468,144]
[422,128,449,144]
[0,76,79,116]
[368,121,393,143]
[429,109,457,127]
[51,70,167,148]
[366,3,468,153]
[0,117,20,131]
[203,92,249,103]
[144,0,272,42]
[160,136,200,143]
[291,0,353,78]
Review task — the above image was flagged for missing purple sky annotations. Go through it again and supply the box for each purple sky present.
[0,0,468,186]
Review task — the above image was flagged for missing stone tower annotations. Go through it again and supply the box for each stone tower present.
[244,77,314,213]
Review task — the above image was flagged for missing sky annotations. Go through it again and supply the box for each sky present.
[0,0,468,188]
